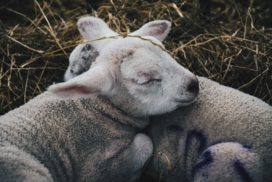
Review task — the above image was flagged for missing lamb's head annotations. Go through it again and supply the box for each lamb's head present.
[48,16,199,116]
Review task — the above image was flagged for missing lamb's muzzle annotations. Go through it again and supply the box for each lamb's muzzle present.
[187,77,199,95]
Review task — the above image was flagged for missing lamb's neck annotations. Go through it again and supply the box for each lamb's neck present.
[80,96,150,129]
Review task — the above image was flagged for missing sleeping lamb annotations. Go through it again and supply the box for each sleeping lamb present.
[147,76,272,182]
[0,16,199,182]
[67,17,272,182]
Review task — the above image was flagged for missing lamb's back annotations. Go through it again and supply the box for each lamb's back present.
[0,92,135,181]
[185,76,272,147]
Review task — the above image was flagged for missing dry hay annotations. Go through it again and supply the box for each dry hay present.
[0,0,271,117]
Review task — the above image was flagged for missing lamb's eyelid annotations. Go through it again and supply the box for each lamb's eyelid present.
[137,78,162,85]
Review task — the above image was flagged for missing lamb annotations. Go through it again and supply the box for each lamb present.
[67,18,272,182]
[147,76,272,182]
[0,16,199,182]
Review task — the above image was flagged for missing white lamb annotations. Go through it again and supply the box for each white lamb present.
[67,17,272,182]
[0,16,199,182]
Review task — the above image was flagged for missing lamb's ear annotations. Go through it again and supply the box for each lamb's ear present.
[77,16,118,51]
[48,66,113,97]
[130,20,171,42]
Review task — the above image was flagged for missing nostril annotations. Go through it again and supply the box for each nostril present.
[187,78,199,94]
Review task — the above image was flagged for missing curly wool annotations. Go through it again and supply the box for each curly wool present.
[147,76,272,182]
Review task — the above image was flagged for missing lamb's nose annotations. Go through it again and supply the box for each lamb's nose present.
[187,78,199,94]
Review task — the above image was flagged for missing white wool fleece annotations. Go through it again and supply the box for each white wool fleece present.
[146,76,272,182]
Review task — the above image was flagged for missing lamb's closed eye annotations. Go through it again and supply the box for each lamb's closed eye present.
[132,72,162,85]
[136,78,162,85]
